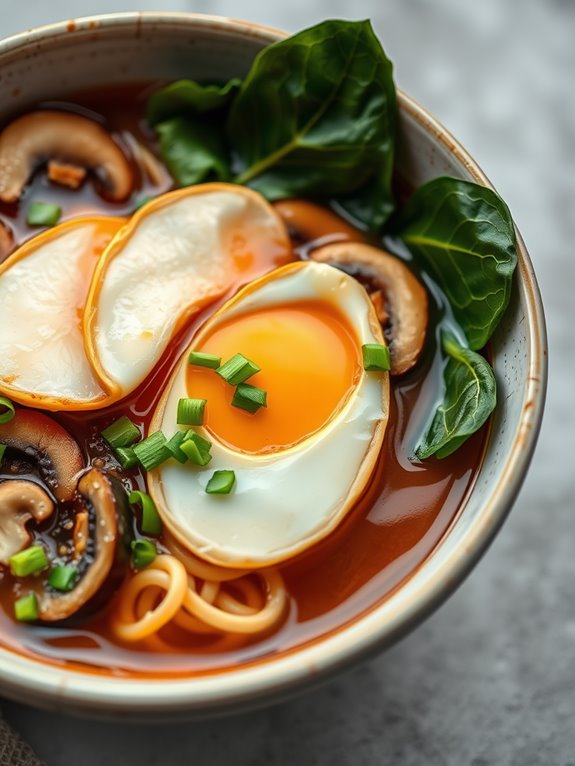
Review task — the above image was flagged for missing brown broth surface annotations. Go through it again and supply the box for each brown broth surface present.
[0,85,486,678]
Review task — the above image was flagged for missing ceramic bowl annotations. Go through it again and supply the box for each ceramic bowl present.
[0,13,546,718]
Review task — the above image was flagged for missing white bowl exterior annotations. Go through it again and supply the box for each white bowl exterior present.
[0,14,546,716]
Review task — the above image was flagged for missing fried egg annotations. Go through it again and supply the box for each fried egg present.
[84,184,291,398]
[149,261,389,568]
[0,217,124,410]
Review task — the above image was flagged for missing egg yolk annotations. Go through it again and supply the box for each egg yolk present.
[186,301,361,453]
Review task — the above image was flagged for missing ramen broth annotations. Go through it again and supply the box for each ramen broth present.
[0,85,485,677]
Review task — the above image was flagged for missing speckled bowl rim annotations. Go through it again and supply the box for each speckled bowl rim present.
[0,13,547,717]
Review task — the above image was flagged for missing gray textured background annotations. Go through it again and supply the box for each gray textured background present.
[1,1,573,764]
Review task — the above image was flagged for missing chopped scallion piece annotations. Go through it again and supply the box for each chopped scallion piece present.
[101,416,140,449]
[177,398,206,426]
[181,430,212,466]
[205,469,236,495]
[180,438,212,466]
[9,545,49,577]
[14,593,38,622]
[362,343,391,372]
[217,353,260,385]
[48,565,78,592]
[27,201,61,227]
[188,351,221,369]
[131,539,157,569]
[0,396,15,424]
[0,444,6,464]
[166,431,188,464]
[231,383,267,414]
[133,431,171,471]
[129,490,162,536]
[184,430,212,454]
[115,446,138,470]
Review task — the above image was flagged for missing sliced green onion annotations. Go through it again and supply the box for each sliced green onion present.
[231,383,267,414]
[115,446,138,470]
[14,593,38,622]
[0,444,6,464]
[177,398,206,426]
[180,438,212,466]
[133,431,171,471]
[181,430,212,466]
[362,343,391,372]
[131,539,157,569]
[9,545,49,577]
[188,351,221,369]
[101,416,140,449]
[217,353,260,386]
[205,469,236,495]
[184,430,212,454]
[166,431,188,464]
[0,396,15,424]
[129,490,162,536]
[27,201,62,227]
[48,565,79,592]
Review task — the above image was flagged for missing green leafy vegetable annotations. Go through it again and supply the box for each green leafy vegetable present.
[416,333,496,460]
[147,79,241,126]
[155,118,231,186]
[227,19,396,224]
[392,177,517,350]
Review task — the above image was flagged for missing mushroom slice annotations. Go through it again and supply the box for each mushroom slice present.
[0,217,125,410]
[0,409,83,501]
[84,183,292,398]
[0,111,133,203]
[0,480,54,564]
[310,242,428,376]
[274,200,365,245]
[37,468,130,622]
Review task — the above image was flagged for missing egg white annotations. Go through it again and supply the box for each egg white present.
[149,261,389,568]
[0,221,110,409]
[85,184,289,397]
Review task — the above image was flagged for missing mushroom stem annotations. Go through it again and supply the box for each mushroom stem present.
[310,242,428,376]
[0,111,134,203]
[0,480,55,564]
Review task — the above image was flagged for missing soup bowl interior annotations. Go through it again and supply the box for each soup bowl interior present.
[0,13,546,717]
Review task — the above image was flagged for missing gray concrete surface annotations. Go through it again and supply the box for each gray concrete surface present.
[1,1,573,764]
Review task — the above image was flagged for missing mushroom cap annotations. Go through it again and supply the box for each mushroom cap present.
[37,468,130,622]
[0,409,83,501]
[310,242,428,376]
[0,110,133,203]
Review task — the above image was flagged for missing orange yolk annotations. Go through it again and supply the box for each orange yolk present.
[187,301,362,454]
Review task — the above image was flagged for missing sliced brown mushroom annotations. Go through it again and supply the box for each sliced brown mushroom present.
[37,468,130,622]
[0,111,133,203]
[0,480,55,564]
[0,409,83,501]
[310,242,429,376]
[274,200,365,245]
[0,220,13,261]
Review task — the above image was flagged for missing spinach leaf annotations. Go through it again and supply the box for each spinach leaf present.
[147,79,241,126]
[227,19,396,224]
[155,118,230,186]
[416,333,496,460]
[392,177,517,350]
